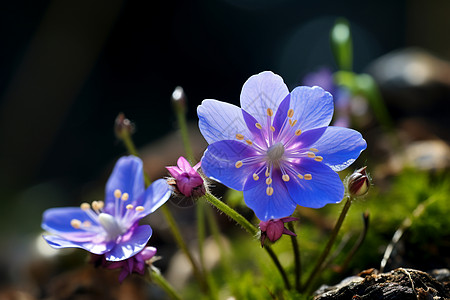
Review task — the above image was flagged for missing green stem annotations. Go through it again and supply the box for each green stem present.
[288,222,301,291]
[118,128,208,294]
[149,269,182,300]
[197,199,207,274]
[302,196,353,293]
[202,192,291,290]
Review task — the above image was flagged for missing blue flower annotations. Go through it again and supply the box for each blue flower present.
[41,156,171,261]
[198,71,367,221]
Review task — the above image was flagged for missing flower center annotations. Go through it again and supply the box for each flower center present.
[267,142,285,162]
[98,213,125,240]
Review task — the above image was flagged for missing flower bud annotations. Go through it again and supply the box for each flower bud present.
[166,156,205,199]
[114,113,135,139]
[347,166,370,197]
[171,86,187,115]
[259,217,298,247]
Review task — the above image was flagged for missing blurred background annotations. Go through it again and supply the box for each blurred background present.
[1,0,449,298]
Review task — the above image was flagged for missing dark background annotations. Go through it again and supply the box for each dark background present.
[1,0,449,289]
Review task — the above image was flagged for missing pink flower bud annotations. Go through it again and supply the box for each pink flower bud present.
[348,166,370,197]
[259,217,298,247]
[166,157,206,198]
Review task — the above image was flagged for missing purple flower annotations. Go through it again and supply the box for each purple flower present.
[41,156,171,261]
[198,71,367,221]
[166,156,205,198]
[259,217,298,246]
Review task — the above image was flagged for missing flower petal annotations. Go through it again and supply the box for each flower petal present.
[198,99,251,144]
[166,166,183,178]
[243,169,297,221]
[104,225,152,261]
[201,140,263,191]
[310,126,367,171]
[240,71,289,129]
[105,156,145,213]
[284,160,344,208]
[289,86,334,131]
[141,179,172,214]
[43,234,115,255]
[177,156,193,172]
[42,207,101,237]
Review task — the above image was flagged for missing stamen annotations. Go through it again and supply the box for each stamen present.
[236,134,244,140]
[297,174,304,179]
[265,168,270,177]
[97,201,104,210]
[307,152,316,158]
[91,201,102,212]
[126,204,134,210]
[255,123,262,129]
[71,219,81,229]
[288,109,294,118]
[314,156,323,162]
[310,148,318,152]
[235,161,243,168]
[114,189,122,198]
[270,126,275,132]
[121,193,129,201]
[282,174,290,181]
[266,187,274,196]
[135,206,145,212]
[295,129,302,136]
[266,178,272,185]
[80,203,90,211]
[253,174,259,181]
[246,140,253,145]
[289,119,297,127]
[304,174,312,180]
[82,221,92,227]
[267,108,273,117]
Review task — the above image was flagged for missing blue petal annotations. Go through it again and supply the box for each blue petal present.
[43,234,115,255]
[42,207,101,236]
[198,99,251,144]
[105,156,145,214]
[243,168,297,221]
[241,109,267,147]
[272,94,291,140]
[289,86,334,131]
[284,160,344,208]
[201,140,263,191]
[284,127,327,151]
[310,126,367,172]
[104,225,152,261]
[141,179,172,214]
[240,71,289,129]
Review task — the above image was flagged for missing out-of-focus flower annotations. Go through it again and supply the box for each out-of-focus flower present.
[42,156,171,261]
[347,166,370,197]
[166,156,205,198]
[114,112,135,138]
[198,71,366,221]
[259,217,298,246]
[92,246,157,282]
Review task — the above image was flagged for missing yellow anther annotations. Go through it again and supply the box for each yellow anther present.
[270,126,275,132]
[295,129,302,136]
[266,187,274,196]
[307,152,316,158]
[289,119,297,127]
[235,161,243,168]
[92,201,100,211]
[267,108,274,117]
[135,206,145,212]
[121,193,129,201]
[114,189,122,198]
[236,134,244,140]
[126,204,134,210]
[70,219,81,229]
[282,174,290,182]
[82,221,92,227]
[310,148,319,152]
[288,109,294,118]
[246,140,253,145]
[255,123,262,129]
[97,201,105,209]
[265,168,270,177]
[297,174,304,179]
[253,174,259,181]
[266,178,272,185]
[304,174,312,180]
[314,156,323,162]
[80,203,90,211]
